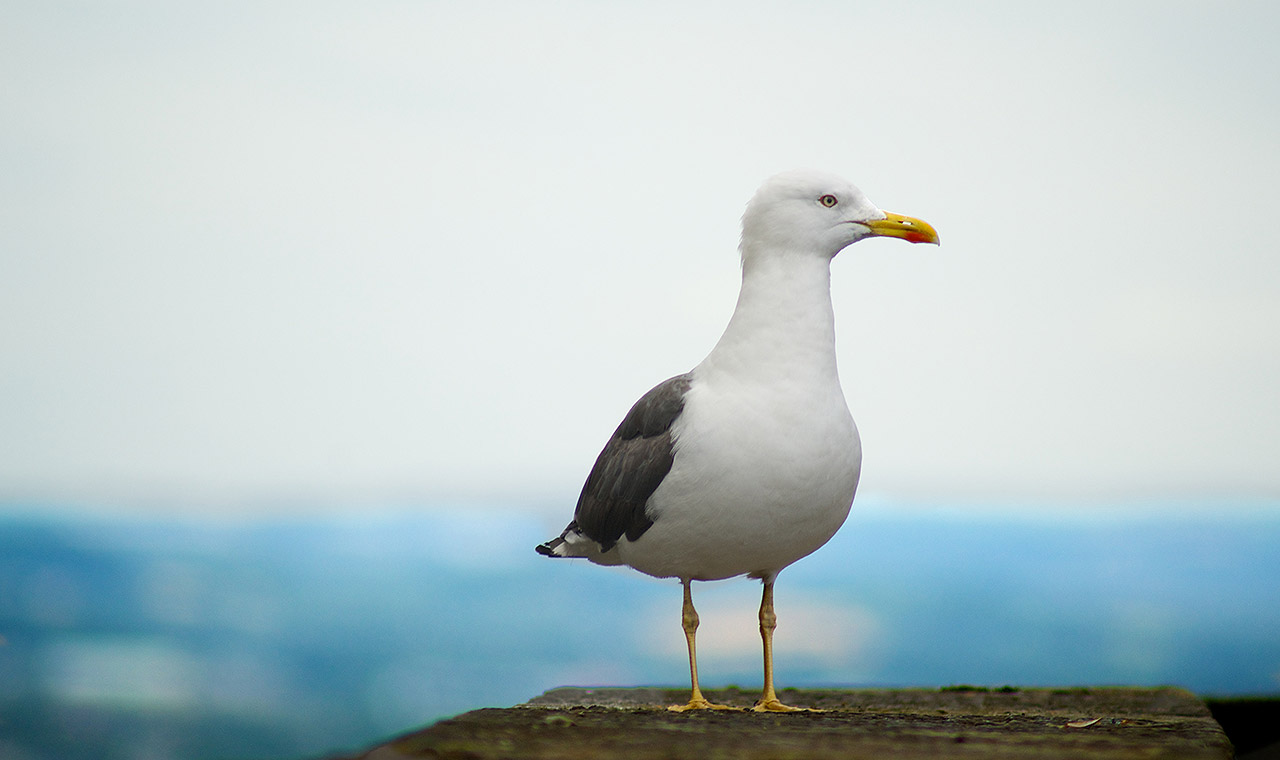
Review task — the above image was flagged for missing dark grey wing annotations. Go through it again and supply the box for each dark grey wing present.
[572,373,692,552]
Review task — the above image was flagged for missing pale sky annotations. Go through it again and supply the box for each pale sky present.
[2,1,1278,512]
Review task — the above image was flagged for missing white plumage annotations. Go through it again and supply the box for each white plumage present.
[538,169,938,711]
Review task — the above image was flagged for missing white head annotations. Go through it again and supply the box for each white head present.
[740,169,939,263]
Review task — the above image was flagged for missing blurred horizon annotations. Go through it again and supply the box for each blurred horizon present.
[7,486,1280,523]
[2,497,1278,759]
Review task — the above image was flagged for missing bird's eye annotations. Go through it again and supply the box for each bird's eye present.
[819,194,838,207]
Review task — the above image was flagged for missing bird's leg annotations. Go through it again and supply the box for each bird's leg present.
[669,579,736,712]
[753,577,806,712]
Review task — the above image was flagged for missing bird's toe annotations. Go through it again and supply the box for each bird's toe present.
[752,698,815,713]
[669,697,740,712]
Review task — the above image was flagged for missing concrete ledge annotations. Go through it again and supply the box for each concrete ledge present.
[341,686,1232,759]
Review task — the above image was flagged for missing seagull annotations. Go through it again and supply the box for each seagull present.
[537,169,939,712]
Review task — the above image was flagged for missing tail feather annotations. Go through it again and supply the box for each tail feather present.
[535,520,583,558]
[534,520,622,565]
[535,535,567,557]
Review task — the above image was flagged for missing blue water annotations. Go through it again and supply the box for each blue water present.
[1,501,1278,759]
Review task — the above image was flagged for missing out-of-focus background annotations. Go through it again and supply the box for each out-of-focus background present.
[2,2,1278,759]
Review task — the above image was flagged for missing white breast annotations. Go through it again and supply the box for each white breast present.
[614,252,862,581]
[622,382,859,580]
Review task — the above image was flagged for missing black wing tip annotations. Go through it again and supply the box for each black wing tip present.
[535,539,563,557]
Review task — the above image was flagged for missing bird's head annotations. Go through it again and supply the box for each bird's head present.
[740,169,939,262]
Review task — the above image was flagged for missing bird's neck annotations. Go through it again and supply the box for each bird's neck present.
[698,250,840,384]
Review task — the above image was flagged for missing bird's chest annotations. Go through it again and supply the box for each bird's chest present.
[669,379,861,504]
[630,378,860,579]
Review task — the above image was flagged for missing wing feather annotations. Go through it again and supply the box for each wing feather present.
[572,373,691,552]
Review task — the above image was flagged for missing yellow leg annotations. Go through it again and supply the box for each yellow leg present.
[753,578,806,712]
[669,579,737,712]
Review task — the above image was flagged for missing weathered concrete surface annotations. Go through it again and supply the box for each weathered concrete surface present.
[339,686,1232,760]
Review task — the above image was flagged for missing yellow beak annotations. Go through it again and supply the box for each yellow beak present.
[862,211,940,245]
